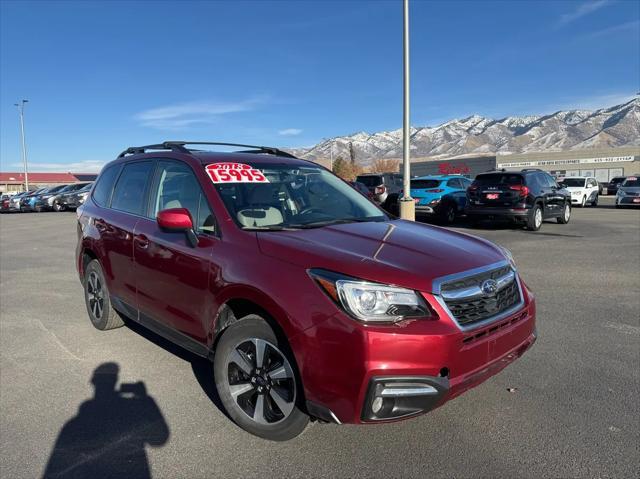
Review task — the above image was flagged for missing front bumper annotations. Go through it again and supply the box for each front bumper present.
[292,282,537,424]
[617,196,640,206]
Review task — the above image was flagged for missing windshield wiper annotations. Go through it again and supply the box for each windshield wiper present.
[288,217,387,229]
[241,225,302,231]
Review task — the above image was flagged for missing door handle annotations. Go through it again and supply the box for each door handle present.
[134,234,149,249]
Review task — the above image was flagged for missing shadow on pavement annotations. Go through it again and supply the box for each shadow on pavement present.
[122,318,229,420]
[43,363,169,479]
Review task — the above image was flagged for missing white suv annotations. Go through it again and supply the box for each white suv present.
[558,177,599,207]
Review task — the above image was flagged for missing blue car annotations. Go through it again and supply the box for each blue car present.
[411,175,472,223]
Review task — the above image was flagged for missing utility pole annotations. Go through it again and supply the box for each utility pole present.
[399,0,415,220]
[14,100,29,191]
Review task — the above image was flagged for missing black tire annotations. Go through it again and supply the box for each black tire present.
[592,194,598,207]
[53,202,64,212]
[83,259,124,330]
[439,203,457,225]
[526,204,543,231]
[214,315,308,441]
[557,202,571,224]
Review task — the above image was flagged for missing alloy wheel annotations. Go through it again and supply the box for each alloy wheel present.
[564,204,570,222]
[225,338,296,425]
[534,208,542,229]
[86,271,104,320]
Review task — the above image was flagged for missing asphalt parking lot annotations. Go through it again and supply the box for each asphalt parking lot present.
[1,198,638,479]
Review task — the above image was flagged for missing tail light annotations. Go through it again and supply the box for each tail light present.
[509,185,530,197]
[374,185,386,195]
[426,189,444,193]
[468,182,479,192]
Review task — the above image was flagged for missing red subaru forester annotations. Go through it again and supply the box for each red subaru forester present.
[76,141,536,440]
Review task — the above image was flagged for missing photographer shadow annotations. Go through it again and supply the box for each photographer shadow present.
[43,363,169,479]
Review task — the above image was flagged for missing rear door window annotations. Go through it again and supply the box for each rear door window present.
[110,161,154,216]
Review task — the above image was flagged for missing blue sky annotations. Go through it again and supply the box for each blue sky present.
[1,0,638,171]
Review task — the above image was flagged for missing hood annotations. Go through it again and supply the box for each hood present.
[563,186,586,192]
[619,186,640,194]
[257,220,505,293]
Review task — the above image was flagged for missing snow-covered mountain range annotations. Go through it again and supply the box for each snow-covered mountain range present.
[289,98,639,165]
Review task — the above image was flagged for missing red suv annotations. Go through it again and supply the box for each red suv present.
[76,142,536,440]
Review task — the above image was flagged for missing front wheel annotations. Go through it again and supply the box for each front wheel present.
[592,194,598,206]
[580,196,586,207]
[557,203,571,224]
[214,316,308,441]
[53,202,64,212]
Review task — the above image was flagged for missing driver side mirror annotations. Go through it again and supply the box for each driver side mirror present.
[157,208,198,247]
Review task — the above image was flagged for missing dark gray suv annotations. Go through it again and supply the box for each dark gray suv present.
[355,173,403,208]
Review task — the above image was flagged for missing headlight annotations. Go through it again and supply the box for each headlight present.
[309,269,433,323]
[429,199,440,205]
[572,190,582,196]
[498,245,517,270]
[47,196,55,205]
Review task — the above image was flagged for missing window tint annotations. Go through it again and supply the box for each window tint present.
[92,165,120,207]
[356,175,383,187]
[111,161,153,215]
[545,174,558,188]
[152,161,215,234]
[447,179,462,188]
[474,174,523,186]
[411,179,441,189]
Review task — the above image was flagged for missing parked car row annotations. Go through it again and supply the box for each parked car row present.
[0,182,93,213]
[359,169,638,232]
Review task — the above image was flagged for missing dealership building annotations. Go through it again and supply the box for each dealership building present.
[409,147,640,183]
[0,172,97,194]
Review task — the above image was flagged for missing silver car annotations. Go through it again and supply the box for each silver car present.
[615,176,640,208]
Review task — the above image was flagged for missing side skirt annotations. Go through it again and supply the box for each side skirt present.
[111,295,210,358]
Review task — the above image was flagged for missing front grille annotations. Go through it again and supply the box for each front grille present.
[440,265,522,327]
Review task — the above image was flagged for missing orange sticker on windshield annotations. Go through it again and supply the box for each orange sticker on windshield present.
[206,163,269,183]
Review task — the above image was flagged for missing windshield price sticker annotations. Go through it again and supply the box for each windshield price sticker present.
[206,163,269,183]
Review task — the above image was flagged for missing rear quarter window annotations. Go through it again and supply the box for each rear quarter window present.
[92,165,121,207]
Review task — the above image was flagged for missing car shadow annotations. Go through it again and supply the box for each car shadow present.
[122,317,230,420]
[42,363,169,479]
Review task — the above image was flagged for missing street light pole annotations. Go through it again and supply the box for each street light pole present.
[14,100,29,191]
[399,0,414,220]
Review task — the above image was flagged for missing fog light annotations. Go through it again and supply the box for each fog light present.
[371,396,384,414]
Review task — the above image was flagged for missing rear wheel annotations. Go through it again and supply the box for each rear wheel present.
[439,203,457,225]
[557,203,571,224]
[83,259,124,330]
[214,316,308,441]
[526,204,543,231]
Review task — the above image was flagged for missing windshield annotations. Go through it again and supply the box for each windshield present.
[211,163,386,230]
[411,179,441,189]
[611,177,626,184]
[559,178,586,187]
[474,174,523,186]
[356,175,383,187]
[621,177,639,187]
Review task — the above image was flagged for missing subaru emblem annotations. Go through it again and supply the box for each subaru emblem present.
[481,279,498,296]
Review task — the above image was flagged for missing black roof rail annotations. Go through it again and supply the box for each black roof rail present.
[521,168,543,172]
[117,141,298,159]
